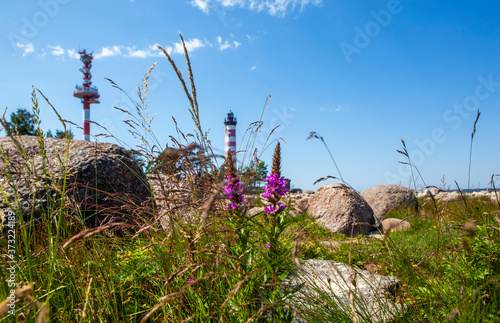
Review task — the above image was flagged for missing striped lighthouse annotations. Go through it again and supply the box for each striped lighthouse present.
[224,110,237,158]
[73,50,100,141]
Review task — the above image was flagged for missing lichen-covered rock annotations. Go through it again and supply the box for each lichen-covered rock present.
[361,185,418,226]
[0,136,151,226]
[307,183,376,237]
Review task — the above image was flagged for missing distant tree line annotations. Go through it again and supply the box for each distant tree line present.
[2,108,73,139]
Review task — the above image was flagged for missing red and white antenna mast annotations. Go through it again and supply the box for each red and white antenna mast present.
[73,50,100,141]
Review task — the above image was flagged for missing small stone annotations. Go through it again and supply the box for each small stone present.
[382,218,411,232]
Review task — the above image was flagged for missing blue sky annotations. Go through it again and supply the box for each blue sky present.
[1,0,499,191]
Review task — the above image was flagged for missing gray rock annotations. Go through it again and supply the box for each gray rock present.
[381,218,411,232]
[148,173,192,229]
[0,136,151,226]
[294,197,310,213]
[286,260,403,323]
[429,188,441,196]
[361,185,418,226]
[307,183,376,237]
[247,206,265,217]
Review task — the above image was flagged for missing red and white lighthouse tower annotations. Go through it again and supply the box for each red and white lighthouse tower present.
[224,110,237,158]
[73,50,100,141]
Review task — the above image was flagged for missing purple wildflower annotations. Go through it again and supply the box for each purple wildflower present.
[264,202,287,215]
[261,172,288,214]
[224,175,245,210]
[265,243,271,249]
[188,277,194,283]
[261,173,288,200]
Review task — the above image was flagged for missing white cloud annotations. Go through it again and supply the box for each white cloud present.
[48,45,65,56]
[173,38,207,54]
[28,39,207,61]
[248,0,266,11]
[47,45,81,59]
[94,45,122,59]
[266,0,322,16]
[124,44,163,58]
[190,0,211,13]
[38,49,47,58]
[217,36,241,51]
[320,105,348,112]
[190,0,322,16]
[250,65,257,70]
[67,49,80,59]
[219,0,244,7]
[16,42,35,56]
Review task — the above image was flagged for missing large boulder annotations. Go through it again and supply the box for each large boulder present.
[294,197,310,213]
[286,260,402,323]
[0,136,151,226]
[307,183,376,237]
[360,185,418,226]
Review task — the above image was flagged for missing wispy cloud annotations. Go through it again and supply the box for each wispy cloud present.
[319,105,348,112]
[46,45,84,60]
[173,38,208,54]
[34,38,209,60]
[250,65,257,70]
[48,45,64,56]
[16,42,35,57]
[219,0,245,7]
[123,44,163,58]
[97,40,209,58]
[217,36,241,51]
[18,37,212,60]
[95,45,122,59]
[67,49,80,59]
[191,0,211,13]
[266,0,321,16]
[190,0,322,16]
